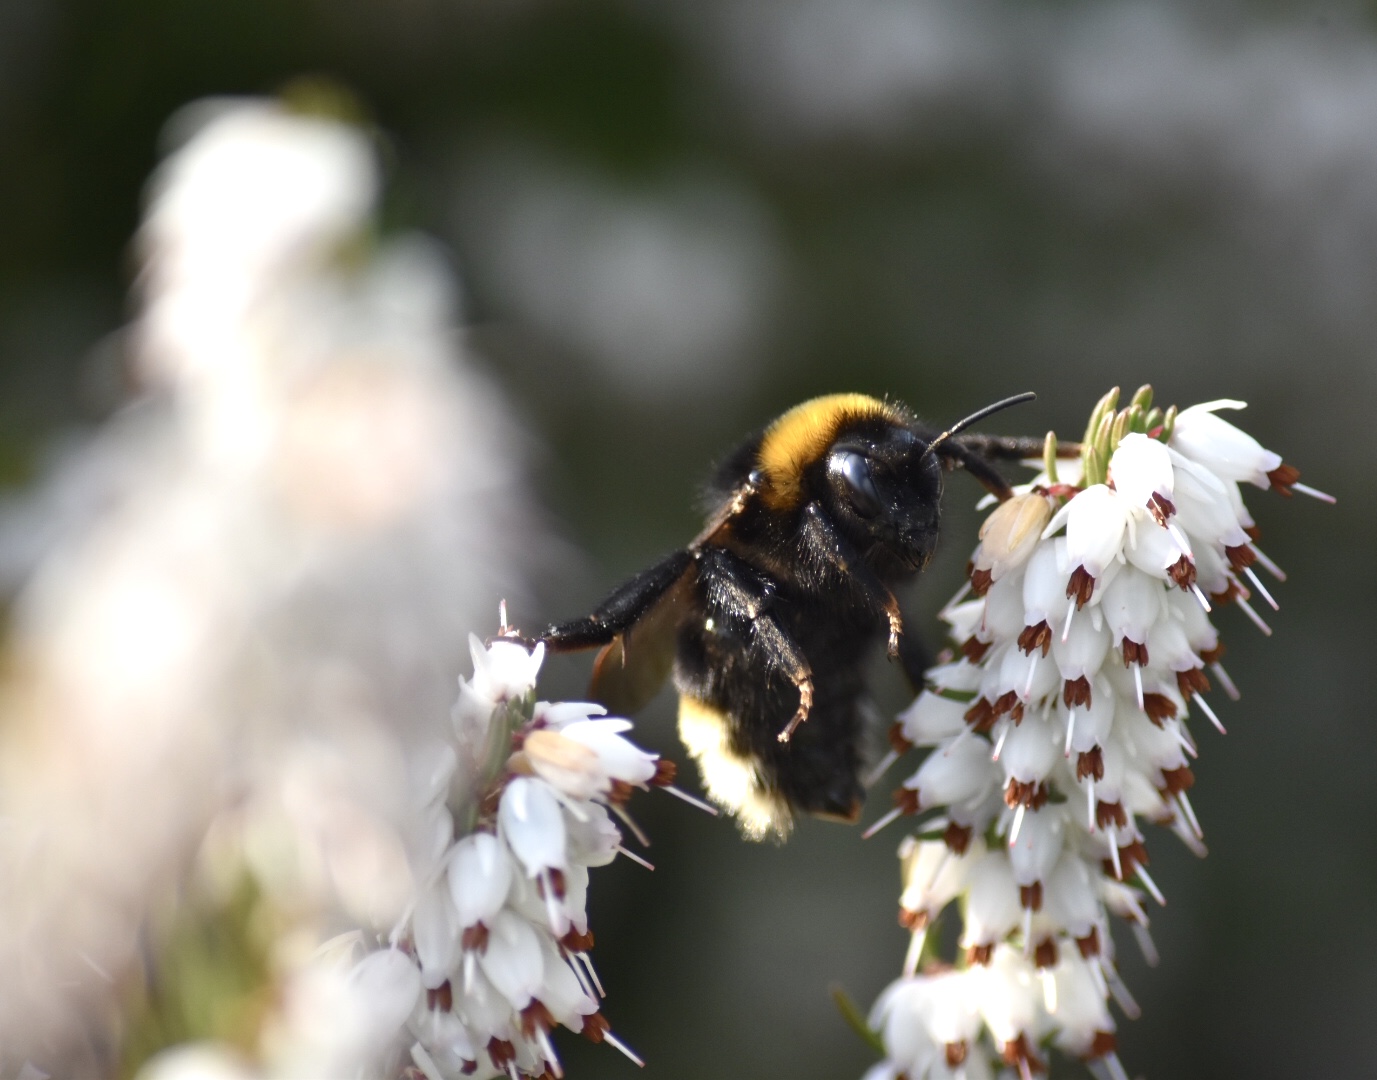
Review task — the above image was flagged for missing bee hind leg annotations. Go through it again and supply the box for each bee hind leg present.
[695,547,814,743]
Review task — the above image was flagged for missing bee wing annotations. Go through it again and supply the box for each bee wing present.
[588,555,698,715]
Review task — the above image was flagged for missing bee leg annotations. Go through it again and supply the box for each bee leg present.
[948,433,1068,461]
[800,502,905,659]
[696,547,814,744]
[543,548,695,651]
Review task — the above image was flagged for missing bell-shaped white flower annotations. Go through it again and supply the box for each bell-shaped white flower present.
[961,852,1022,950]
[467,634,544,704]
[1100,568,1162,653]
[499,777,568,877]
[1063,677,1115,755]
[448,832,514,929]
[974,946,1042,1047]
[899,836,980,920]
[1050,484,1131,580]
[559,717,659,787]
[412,881,460,989]
[1002,710,1058,786]
[1052,614,1110,683]
[1008,806,1065,887]
[1050,956,1116,1057]
[904,737,998,811]
[347,948,422,1048]
[1022,539,1070,627]
[975,493,1053,581]
[1169,450,1250,549]
[477,909,545,1010]
[897,691,967,747]
[1171,400,1282,488]
[1109,433,1174,520]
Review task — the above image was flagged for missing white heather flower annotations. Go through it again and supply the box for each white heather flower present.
[864,386,1325,1080]
[1171,400,1282,488]
[336,637,660,1079]
[1053,483,1131,581]
[974,492,1053,582]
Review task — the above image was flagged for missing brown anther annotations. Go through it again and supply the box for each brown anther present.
[1148,492,1177,526]
[943,821,973,855]
[1159,764,1195,795]
[945,1041,969,1068]
[961,635,992,662]
[1244,523,1262,541]
[1167,555,1197,590]
[537,868,567,901]
[970,566,993,597]
[1066,565,1095,609]
[1004,779,1049,810]
[608,779,636,804]
[1142,693,1178,725]
[1019,882,1043,911]
[583,1013,610,1044]
[1089,1031,1119,1059]
[521,1000,555,1037]
[966,942,995,966]
[893,787,922,816]
[651,758,677,786]
[1076,926,1101,958]
[427,979,454,1013]
[560,927,595,952]
[899,907,930,931]
[993,690,1021,717]
[487,1038,517,1069]
[1107,840,1150,880]
[1226,543,1257,571]
[1063,676,1092,708]
[461,923,490,953]
[888,722,914,755]
[1001,1034,1046,1074]
[1033,936,1059,969]
[964,697,997,732]
[1076,747,1104,782]
[1267,462,1301,496]
[1121,638,1149,667]
[1211,581,1242,607]
[1177,668,1210,697]
[1200,642,1226,664]
[1096,800,1127,829]
[1017,621,1052,657]
[459,1062,478,1077]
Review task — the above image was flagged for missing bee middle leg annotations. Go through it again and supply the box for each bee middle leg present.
[696,547,814,743]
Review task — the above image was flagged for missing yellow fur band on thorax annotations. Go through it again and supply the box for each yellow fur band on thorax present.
[755,393,902,510]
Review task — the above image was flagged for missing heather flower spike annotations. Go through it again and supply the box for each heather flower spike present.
[346,618,703,1079]
[861,386,1329,1080]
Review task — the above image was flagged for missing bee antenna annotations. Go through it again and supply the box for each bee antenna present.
[920,391,1037,462]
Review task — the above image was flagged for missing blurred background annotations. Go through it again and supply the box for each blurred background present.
[0,0,1373,1077]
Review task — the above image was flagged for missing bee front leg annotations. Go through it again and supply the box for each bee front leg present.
[543,549,695,651]
[799,502,905,659]
[697,547,814,744]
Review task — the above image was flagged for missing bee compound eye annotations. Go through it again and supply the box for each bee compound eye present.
[830,450,883,518]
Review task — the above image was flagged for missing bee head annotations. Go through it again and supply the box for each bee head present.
[823,420,944,574]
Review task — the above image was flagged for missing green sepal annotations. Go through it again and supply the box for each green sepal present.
[1042,431,1059,485]
[1160,403,1178,444]
[831,985,887,1057]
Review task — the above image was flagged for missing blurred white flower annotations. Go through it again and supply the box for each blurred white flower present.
[0,96,540,1074]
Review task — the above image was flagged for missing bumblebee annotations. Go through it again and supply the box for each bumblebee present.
[543,392,1039,838]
